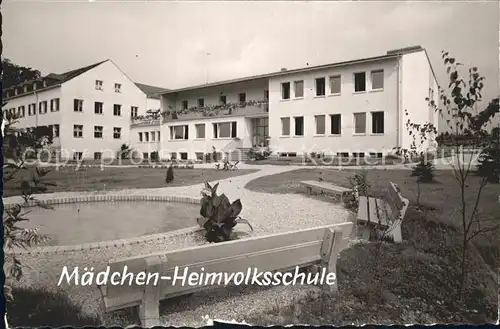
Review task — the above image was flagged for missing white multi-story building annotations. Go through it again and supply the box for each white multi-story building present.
[156,46,440,161]
[2,59,168,161]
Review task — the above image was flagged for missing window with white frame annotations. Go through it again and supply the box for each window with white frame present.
[330,114,341,135]
[113,127,121,139]
[170,125,189,140]
[315,115,326,135]
[50,98,60,112]
[353,112,366,134]
[315,78,326,96]
[94,152,102,160]
[354,72,366,92]
[73,125,83,138]
[74,99,83,112]
[182,100,188,110]
[39,101,47,114]
[371,111,384,134]
[139,132,143,142]
[113,104,121,116]
[294,117,304,136]
[198,98,205,107]
[213,122,237,138]
[73,152,83,160]
[157,131,160,141]
[95,102,103,114]
[294,80,304,98]
[145,132,150,142]
[95,80,103,90]
[28,103,36,116]
[114,83,121,93]
[54,124,60,138]
[94,126,103,138]
[329,75,341,94]
[195,124,205,139]
[151,131,156,142]
[370,70,384,90]
[281,82,290,100]
[18,106,25,118]
[281,117,290,136]
[131,106,138,118]
[219,95,227,105]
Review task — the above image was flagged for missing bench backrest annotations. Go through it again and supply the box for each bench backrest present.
[104,222,353,309]
[381,182,406,220]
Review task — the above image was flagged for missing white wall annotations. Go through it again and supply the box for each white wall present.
[401,50,438,152]
[2,87,63,148]
[268,58,399,156]
[130,124,161,158]
[60,60,147,160]
[160,116,249,160]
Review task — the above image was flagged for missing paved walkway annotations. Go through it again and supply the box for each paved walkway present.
[4,164,353,237]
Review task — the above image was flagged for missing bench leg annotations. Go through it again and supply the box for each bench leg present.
[139,256,163,327]
[357,223,371,240]
[320,228,344,294]
[388,220,402,243]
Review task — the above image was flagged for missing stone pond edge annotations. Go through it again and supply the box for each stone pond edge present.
[5,194,204,255]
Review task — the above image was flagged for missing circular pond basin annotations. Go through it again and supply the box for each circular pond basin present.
[19,196,200,246]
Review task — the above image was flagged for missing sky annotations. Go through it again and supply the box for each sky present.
[3,0,499,105]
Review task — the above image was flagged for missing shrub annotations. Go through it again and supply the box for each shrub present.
[344,170,371,210]
[476,147,500,183]
[411,158,435,183]
[247,146,272,161]
[196,182,253,242]
[165,164,174,184]
[6,285,100,327]
[117,143,131,160]
[150,151,159,162]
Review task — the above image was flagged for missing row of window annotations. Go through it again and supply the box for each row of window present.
[74,99,139,117]
[2,99,139,119]
[181,91,270,110]
[95,80,122,93]
[280,111,385,137]
[280,70,384,100]
[168,121,237,140]
[3,98,61,118]
[138,131,161,142]
[73,125,122,139]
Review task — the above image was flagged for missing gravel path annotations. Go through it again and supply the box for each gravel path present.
[6,165,352,327]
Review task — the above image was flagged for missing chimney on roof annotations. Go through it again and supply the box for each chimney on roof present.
[280,68,287,72]
[386,45,423,55]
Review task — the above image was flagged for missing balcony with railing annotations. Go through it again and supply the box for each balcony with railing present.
[162,99,269,122]
[130,110,162,127]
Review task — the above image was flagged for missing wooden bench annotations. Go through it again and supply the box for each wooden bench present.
[300,180,352,202]
[356,181,409,243]
[98,222,353,327]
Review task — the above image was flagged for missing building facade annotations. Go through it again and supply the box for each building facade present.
[157,46,440,161]
[2,60,167,161]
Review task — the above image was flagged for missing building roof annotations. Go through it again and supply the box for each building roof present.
[160,45,428,95]
[134,83,170,99]
[3,59,109,99]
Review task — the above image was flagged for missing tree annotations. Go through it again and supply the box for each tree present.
[2,58,42,89]
[2,110,54,302]
[165,164,174,184]
[400,50,500,297]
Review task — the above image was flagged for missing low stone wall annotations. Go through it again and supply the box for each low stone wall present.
[5,194,203,255]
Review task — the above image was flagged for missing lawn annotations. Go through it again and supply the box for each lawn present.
[245,168,500,324]
[4,167,258,197]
